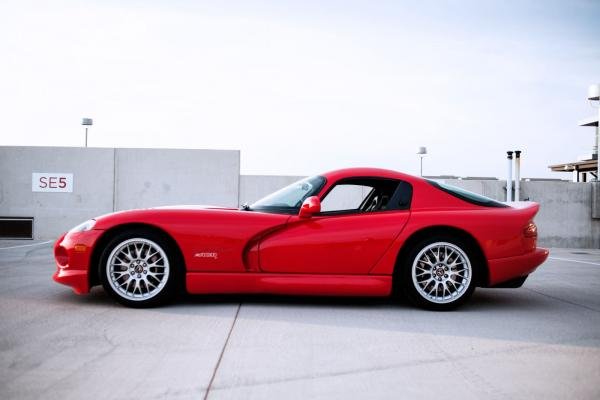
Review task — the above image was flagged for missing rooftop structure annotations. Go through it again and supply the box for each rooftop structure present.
[549,84,600,182]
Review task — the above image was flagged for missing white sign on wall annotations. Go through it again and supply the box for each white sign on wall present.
[32,173,74,193]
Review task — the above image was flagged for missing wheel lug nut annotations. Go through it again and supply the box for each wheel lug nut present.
[444,274,448,278]
[137,274,141,278]
[143,270,147,274]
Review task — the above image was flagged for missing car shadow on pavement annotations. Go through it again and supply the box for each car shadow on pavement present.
[49,285,599,348]
[175,287,552,311]
[52,285,553,313]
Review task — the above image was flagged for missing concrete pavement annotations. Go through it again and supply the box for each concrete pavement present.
[0,242,599,399]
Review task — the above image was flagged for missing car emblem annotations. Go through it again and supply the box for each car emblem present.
[194,252,218,260]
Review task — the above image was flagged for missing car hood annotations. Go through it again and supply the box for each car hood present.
[152,204,239,211]
[90,204,279,231]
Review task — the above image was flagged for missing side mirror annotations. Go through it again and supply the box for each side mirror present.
[299,196,321,218]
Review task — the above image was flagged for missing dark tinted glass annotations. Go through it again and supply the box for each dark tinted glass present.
[427,180,508,208]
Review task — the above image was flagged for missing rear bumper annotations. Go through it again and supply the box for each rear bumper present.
[487,247,549,286]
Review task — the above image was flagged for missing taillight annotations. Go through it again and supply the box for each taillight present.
[523,221,537,238]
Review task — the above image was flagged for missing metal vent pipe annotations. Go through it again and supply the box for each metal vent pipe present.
[514,150,521,201]
[506,151,513,202]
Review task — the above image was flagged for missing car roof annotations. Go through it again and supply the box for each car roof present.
[320,167,423,184]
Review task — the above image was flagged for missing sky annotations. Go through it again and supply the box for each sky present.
[1,0,599,178]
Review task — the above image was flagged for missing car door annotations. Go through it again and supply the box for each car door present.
[258,178,412,275]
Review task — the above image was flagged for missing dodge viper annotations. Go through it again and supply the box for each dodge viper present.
[53,168,548,310]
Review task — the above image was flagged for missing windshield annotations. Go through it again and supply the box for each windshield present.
[250,175,326,213]
[427,180,508,208]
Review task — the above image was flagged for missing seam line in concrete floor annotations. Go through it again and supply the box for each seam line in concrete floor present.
[0,240,52,250]
[203,302,242,400]
[548,256,600,266]
[525,288,600,313]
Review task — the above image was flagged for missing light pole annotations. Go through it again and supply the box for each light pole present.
[82,118,93,147]
[417,146,427,176]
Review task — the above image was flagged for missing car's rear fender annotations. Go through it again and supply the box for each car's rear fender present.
[369,204,543,283]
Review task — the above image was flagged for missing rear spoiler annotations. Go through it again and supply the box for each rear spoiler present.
[505,201,540,221]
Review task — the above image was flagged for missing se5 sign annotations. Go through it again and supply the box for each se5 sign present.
[32,173,73,193]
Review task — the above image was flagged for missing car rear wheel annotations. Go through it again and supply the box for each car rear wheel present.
[401,237,476,311]
[100,230,176,307]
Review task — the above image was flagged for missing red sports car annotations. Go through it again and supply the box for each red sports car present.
[53,168,548,310]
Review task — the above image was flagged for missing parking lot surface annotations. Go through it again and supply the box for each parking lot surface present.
[1,241,599,400]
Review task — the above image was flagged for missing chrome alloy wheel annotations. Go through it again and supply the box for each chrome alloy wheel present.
[411,242,471,304]
[106,238,170,301]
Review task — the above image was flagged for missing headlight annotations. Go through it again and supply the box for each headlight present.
[69,219,96,233]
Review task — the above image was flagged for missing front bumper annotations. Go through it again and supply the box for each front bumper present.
[487,247,549,286]
[53,229,104,294]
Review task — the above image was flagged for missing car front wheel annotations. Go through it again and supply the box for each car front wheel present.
[100,230,176,307]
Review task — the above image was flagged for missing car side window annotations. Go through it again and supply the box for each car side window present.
[321,184,373,212]
[320,178,412,214]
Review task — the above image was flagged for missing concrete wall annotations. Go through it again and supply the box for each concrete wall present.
[1,146,599,247]
[0,146,240,239]
[115,148,239,209]
[521,181,600,248]
[0,147,115,239]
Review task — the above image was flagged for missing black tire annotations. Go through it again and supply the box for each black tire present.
[400,235,477,311]
[99,229,178,308]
